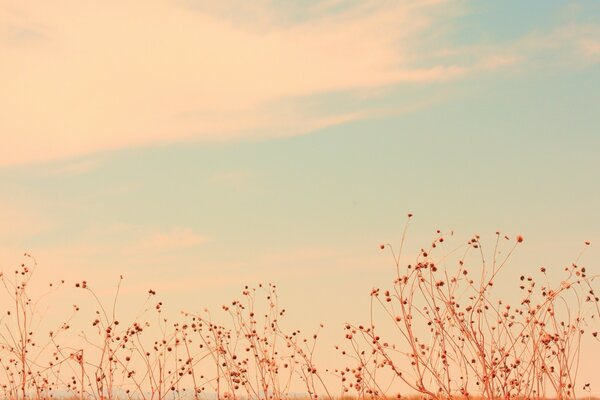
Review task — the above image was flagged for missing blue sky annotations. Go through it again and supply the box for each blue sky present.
[1,0,600,394]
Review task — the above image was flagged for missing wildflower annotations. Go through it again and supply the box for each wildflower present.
[541,333,552,345]
[517,235,524,243]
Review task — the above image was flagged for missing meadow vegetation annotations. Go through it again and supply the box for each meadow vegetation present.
[1,216,598,400]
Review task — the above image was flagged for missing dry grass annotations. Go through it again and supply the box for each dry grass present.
[1,217,598,400]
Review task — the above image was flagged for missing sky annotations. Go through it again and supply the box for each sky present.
[1,0,600,396]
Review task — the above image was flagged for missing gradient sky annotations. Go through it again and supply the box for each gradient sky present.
[1,0,600,394]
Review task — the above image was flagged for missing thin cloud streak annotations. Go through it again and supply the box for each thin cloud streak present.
[45,157,102,176]
[131,228,209,253]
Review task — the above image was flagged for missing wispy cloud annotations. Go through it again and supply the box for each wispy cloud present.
[4,222,211,289]
[45,157,102,176]
[1,2,598,167]
[557,24,600,66]
[0,1,470,166]
[0,4,48,45]
[479,23,600,72]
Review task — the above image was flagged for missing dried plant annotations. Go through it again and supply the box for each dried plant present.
[182,283,331,400]
[339,215,599,400]
[1,219,598,400]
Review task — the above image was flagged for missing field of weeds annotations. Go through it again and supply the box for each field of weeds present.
[1,218,599,400]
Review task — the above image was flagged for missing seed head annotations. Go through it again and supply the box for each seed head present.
[516,235,524,243]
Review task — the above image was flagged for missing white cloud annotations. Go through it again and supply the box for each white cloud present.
[500,23,600,70]
[45,157,101,175]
